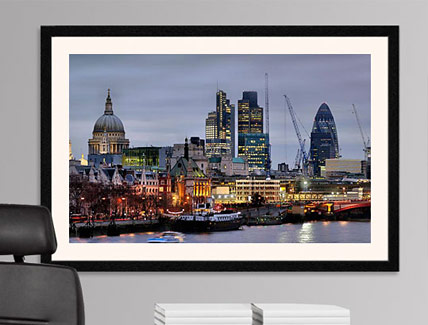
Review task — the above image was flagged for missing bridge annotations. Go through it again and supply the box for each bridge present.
[333,201,371,213]
[305,200,371,221]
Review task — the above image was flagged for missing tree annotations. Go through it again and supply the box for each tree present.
[251,192,265,207]
[69,177,85,214]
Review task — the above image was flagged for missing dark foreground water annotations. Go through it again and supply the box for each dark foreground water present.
[70,221,370,244]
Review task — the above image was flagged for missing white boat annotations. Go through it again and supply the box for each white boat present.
[172,210,243,233]
[147,231,185,243]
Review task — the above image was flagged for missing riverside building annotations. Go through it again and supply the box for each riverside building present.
[235,179,280,203]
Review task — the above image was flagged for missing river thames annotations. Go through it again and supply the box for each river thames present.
[70,221,370,243]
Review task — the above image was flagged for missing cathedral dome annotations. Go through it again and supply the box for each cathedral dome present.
[92,89,125,133]
[93,114,125,133]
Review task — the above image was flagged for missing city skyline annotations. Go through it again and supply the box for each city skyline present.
[69,54,371,167]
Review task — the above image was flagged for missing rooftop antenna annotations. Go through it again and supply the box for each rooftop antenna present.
[264,73,271,179]
[284,96,287,166]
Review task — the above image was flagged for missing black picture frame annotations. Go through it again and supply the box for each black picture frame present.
[41,25,399,272]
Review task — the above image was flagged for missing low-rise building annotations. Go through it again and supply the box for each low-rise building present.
[212,186,236,204]
[325,159,362,178]
[171,137,208,174]
[235,179,280,203]
[208,156,249,176]
[122,146,160,169]
[170,156,211,208]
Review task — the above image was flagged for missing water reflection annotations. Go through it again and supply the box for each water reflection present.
[71,221,370,244]
[298,223,314,243]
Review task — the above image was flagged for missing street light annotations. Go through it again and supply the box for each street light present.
[121,197,127,217]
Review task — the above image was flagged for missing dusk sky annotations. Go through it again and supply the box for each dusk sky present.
[69,54,370,168]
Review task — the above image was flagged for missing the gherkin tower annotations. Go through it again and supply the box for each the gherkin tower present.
[309,103,339,176]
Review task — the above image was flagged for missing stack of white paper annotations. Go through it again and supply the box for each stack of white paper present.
[154,304,253,325]
[252,304,351,325]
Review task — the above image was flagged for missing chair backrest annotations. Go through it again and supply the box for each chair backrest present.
[0,204,85,325]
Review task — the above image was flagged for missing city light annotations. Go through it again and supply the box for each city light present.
[69,63,371,244]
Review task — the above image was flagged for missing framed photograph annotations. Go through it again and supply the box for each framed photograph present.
[41,26,399,271]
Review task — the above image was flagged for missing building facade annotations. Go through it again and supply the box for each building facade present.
[135,171,159,196]
[88,89,130,167]
[309,103,339,176]
[235,179,280,203]
[122,147,160,169]
[217,90,235,157]
[238,91,263,134]
[208,156,249,176]
[158,172,172,208]
[171,137,208,174]
[237,91,268,172]
[211,186,236,204]
[205,90,235,158]
[170,155,211,209]
[238,133,269,172]
[325,159,362,176]
[205,111,217,141]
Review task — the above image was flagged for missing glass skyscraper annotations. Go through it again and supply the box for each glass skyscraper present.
[238,91,263,134]
[237,91,268,172]
[238,133,269,172]
[205,111,217,140]
[205,90,235,157]
[309,103,340,176]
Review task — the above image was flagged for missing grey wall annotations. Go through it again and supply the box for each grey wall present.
[0,1,427,324]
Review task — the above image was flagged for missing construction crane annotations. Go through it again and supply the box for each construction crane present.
[294,148,301,170]
[293,140,305,170]
[352,104,370,161]
[264,73,272,179]
[284,94,309,175]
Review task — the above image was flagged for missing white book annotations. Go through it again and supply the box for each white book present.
[253,314,350,324]
[254,323,349,325]
[258,320,350,325]
[155,311,252,324]
[155,304,252,318]
[154,318,253,325]
[253,320,350,325]
[252,304,350,318]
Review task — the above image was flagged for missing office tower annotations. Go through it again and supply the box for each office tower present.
[216,90,235,157]
[205,90,235,158]
[238,133,269,172]
[310,103,339,176]
[238,91,263,134]
[205,111,217,140]
[237,91,267,172]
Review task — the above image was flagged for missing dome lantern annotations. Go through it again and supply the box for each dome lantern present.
[92,89,125,133]
[104,88,113,115]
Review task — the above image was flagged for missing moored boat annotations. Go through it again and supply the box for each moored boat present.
[171,210,243,233]
[78,222,94,238]
[106,220,120,236]
[247,214,283,226]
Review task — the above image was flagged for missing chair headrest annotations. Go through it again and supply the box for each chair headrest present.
[0,204,57,256]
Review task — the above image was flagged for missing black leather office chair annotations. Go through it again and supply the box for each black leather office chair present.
[0,204,85,325]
